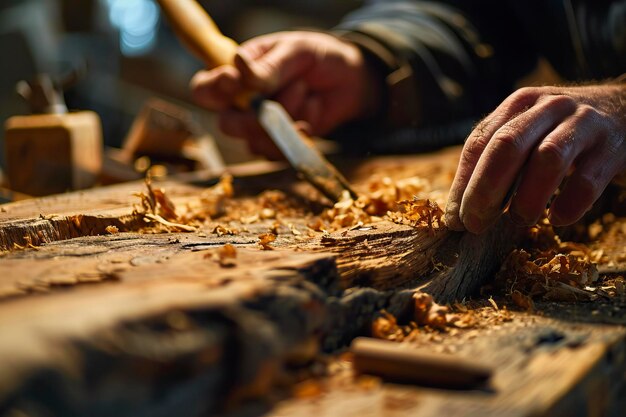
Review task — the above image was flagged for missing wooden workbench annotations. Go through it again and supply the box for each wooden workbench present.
[0,147,624,417]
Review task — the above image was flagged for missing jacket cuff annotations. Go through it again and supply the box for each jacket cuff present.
[333,26,422,127]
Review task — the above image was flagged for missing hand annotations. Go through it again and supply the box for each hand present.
[445,84,626,233]
[190,31,379,159]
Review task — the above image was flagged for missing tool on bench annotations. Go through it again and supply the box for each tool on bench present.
[156,0,356,203]
[4,74,102,197]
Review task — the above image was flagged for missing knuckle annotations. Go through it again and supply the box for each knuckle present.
[466,116,501,147]
[500,87,541,115]
[462,135,487,162]
[509,86,540,104]
[536,140,568,168]
[470,118,492,140]
[572,104,599,122]
[512,86,537,99]
[540,93,577,110]
[492,126,525,153]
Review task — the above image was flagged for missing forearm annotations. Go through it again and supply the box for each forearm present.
[333,1,530,128]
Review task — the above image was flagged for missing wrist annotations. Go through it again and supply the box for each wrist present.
[339,39,385,121]
[333,28,421,127]
[604,79,626,130]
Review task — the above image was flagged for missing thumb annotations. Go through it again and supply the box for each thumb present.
[235,43,314,95]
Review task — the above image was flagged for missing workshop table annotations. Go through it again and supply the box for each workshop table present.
[0,147,624,417]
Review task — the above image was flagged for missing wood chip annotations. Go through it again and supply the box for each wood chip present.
[258,233,276,250]
[511,290,534,311]
[144,213,196,232]
[216,244,237,268]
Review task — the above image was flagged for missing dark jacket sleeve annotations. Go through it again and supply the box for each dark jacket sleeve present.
[333,0,626,133]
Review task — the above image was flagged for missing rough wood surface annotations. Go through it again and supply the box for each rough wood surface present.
[0,147,513,301]
[1,146,623,417]
[268,311,626,417]
[0,244,337,416]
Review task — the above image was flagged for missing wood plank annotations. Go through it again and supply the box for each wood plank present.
[0,245,338,415]
[0,147,505,302]
[2,146,622,416]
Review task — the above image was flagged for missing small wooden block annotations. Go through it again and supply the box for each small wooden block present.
[4,111,102,196]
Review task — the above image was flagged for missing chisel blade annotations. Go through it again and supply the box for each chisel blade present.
[255,98,357,202]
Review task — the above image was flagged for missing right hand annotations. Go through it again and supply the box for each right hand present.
[444,84,626,233]
[190,31,379,159]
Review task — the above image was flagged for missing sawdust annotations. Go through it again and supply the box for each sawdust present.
[317,176,445,233]
[370,291,514,344]
[494,216,605,305]
[211,243,237,268]
[258,233,277,250]
[132,172,446,238]
[387,198,444,234]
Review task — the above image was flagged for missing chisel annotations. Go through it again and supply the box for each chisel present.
[156,0,356,202]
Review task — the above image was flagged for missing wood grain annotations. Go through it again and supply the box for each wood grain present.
[1,147,620,417]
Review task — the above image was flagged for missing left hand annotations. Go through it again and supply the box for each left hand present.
[445,83,626,234]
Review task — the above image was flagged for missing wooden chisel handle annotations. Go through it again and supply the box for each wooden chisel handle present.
[156,0,253,108]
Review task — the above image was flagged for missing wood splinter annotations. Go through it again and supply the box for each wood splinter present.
[351,337,493,389]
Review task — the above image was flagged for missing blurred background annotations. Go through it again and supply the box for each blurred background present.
[0,0,363,184]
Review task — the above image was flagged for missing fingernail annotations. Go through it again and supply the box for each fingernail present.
[444,201,462,230]
[444,209,465,231]
[462,212,486,234]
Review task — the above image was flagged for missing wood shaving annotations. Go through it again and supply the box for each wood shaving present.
[316,175,442,233]
[187,174,234,221]
[144,213,197,232]
[495,216,601,303]
[371,293,515,343]
[387,198,444,233]
[511,290,535,311]
[134,173,192,231]
[268,221,281,235]
[134,174,235,233]
[130,172,446,238]
[240,215,260,225]
[413,292,448,329]
[152,187,178,221]
[307,218,327,232]
[11,235,39,251]
[258,233,277,250]
[260,208,276,219]
[216,243,237,268]
[371,311,406,341]
[213,224,238,236]
[372,291,474,342]
[105,225,119,234]
[69,214,84,229]
[288,223,302,235]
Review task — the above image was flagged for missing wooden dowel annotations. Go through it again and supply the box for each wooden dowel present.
[351,337,493,388]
